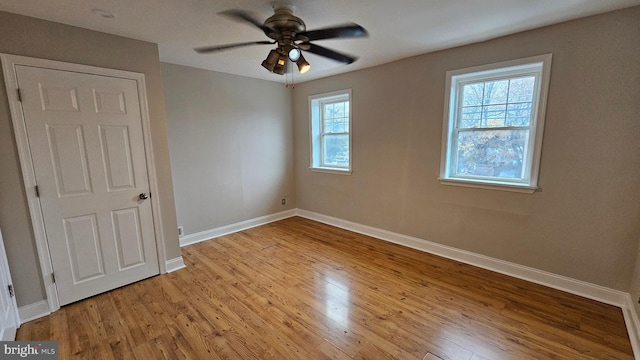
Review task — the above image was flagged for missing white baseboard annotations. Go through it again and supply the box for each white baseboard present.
[179,209,297,247]
[622,295,640,359]
[165,256,186,273]
[18,300,50,324]
[296,209,627,307]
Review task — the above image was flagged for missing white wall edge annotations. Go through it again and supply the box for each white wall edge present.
[622,295,640,359]
[179,209,297,247]
[18,300,50,324]
[295,209,627,307]
[165,256,186,273]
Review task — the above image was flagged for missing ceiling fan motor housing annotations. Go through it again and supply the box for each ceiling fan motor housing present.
[264,4,306,42]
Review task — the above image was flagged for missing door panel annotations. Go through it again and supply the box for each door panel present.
[112,207,146,269]
[93,88,126,114]
[40,85,80,112]
[63,214,105,282]
[16,65,159,306]
[47,124,93,196]
[100,125,136,191]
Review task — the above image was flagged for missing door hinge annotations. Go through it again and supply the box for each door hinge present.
[51,273,55,283]
[8,284,14,298]
[35,185,39,197]
[17,88,22,102]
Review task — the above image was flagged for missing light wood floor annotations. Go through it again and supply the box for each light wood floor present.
[17,217,633,359]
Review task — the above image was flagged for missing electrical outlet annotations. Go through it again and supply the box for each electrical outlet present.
[281,198,286,205]
[178,225,184,237]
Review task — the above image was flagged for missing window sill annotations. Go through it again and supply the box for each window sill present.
[438,178,538,194]
[310,167,352,175]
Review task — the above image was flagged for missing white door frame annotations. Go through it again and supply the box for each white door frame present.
[0,227,20,339]
[0,53,168,313]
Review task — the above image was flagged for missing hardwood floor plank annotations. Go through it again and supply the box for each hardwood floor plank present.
[16,217,634,359]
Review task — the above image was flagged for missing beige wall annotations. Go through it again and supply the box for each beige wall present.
[0,11,180,307]
[161,63,295,235]
[293,7,640,291]
[630,245,640,315]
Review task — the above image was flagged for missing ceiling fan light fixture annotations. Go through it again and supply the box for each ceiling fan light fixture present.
[272,51,288,75]
[263,48,287,75]
[296,54,311,74]
[261,49,281,72]
[288,47,301,61]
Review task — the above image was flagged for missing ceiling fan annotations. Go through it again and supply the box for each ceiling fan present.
[194,4,368,75]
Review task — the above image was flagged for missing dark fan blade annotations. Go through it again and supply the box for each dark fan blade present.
[305,43,358,64]
[219,9,272,36]
[194,41,274,54]
[298,23,368,41]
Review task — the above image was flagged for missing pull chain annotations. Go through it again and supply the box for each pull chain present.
[286,61,295,88]
[285,60,289,88]
[284,60,296,89]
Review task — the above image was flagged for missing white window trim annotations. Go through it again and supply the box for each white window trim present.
[439,54,552,194]
[309,89,352,174]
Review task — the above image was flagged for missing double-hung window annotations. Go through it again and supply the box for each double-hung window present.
[310,89,352,173]
[440,54,552,193]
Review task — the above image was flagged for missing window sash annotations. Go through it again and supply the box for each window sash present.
[320,99,349,168]
[451,128,532,182]
[455,72,540,128]
[320,133,349,168]
[320,99,349,133]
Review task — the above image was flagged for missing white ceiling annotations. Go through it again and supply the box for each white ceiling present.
[1,0,639,83]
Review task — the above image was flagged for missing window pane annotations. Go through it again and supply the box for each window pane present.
[506,102,532,126]
[460,106,482,128]
[325,102,344,118]
[462,83,484,106]
[483,104,506,127]
[508,76,535,103]
[455,130,528,179]
[483,80,509,105]
[323,134,349,167]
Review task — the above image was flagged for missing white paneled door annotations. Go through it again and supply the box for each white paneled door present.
[15,65,159,306]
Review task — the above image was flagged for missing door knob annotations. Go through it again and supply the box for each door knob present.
[139,193,149,200]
